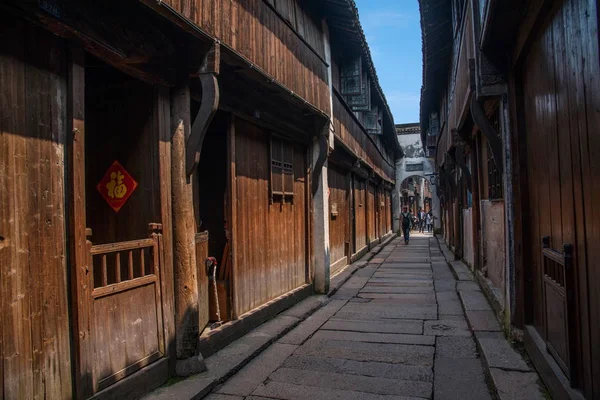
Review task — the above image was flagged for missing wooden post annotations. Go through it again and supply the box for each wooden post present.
[170,73,205,375]
[67,45,93,399]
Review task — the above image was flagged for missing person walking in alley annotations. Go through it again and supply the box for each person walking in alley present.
[401,206,413,244]
[419,209,426,233]
[426,210,433,233]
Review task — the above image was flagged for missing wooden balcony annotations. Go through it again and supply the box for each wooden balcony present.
[332,89,396,182]
[150,0,331,114]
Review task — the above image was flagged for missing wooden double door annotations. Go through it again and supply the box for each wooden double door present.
[70,54,168,398]
[519,0,600,396]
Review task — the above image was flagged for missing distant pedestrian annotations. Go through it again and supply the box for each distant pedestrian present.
[426,211,433,233]
[419,209,426,233]
[401,206,412,244]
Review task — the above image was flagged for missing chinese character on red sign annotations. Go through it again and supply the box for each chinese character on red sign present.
[97,161,138,213]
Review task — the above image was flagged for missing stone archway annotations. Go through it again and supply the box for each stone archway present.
[392,157,440,232]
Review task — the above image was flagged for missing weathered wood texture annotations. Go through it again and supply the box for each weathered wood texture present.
[169,78,200,359]
[332,90,395,182]
[232,119,307,316]
[367,183,377,243]
[328,167,349,273]
[353,178,367,252]
[156,87,176,374]
[448,3,474,132]
[519,0,599,395]
[0,19,72,399]
[158,0,330,114]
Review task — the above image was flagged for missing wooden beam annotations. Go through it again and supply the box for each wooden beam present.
[470,96,504,174]
[186,43,220,176]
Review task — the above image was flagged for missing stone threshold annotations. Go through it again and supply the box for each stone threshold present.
[144,235,396,400]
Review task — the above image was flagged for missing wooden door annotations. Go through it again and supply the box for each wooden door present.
[519,0,600,394]
[69,55,167,398]
[353,179,367,252]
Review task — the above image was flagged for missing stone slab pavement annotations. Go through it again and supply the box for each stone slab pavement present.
[153,233,546,400]
[202,233,547,400]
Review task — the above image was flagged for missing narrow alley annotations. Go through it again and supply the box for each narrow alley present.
[149,234,543,400]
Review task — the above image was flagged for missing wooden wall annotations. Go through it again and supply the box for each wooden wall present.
[0,19,72,399]
[332,90,396,182]
[158,0,330,114]
[448,2,474,132]
[328,167,349,272]
[367,183,377,243]
[519,0,599,394]
[353,178,367,252]
[232,119,307,316]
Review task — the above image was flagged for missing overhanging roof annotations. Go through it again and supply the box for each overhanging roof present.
[322,0,403,159]
[419,0,452,137]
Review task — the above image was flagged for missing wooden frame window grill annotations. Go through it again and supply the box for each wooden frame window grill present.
[270,135,294,203]
[487,109,503,200]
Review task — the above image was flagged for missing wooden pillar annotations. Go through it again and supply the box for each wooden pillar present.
[170,75,204,375]
[67,45,93,399]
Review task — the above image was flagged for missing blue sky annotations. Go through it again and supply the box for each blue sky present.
[354,0,422,124]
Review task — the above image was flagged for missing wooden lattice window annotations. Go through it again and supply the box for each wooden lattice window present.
[487,109,503,200]
[270,135,294,202]
[341,57,362,96]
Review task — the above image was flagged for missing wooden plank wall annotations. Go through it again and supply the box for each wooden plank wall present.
[328,167,349,270]
[353,178,367,252]
[232,119,307,315]
[161,0,330,114]
[0,19,72,399]
[448,4,473,131]
[332,90,396,182]
[519,0,599,394]
[367,184,377,243]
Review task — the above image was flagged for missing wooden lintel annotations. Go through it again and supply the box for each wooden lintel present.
[186,44,221,176]
[470,96,504,175]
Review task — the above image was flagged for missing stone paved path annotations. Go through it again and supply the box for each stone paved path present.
[207,234,494,400]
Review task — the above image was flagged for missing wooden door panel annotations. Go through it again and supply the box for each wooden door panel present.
[88,234,165,392]
[196,232,209,330]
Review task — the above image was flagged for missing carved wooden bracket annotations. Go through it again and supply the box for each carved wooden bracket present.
[186,43,220,176]
[312,122,330,195]
[470,96,504,175]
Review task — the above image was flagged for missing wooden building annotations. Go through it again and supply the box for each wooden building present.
[420,0,600,398]
[0,0,400,398]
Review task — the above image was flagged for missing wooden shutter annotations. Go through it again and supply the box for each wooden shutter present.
[271,136,284,197]
[346,73,371,111]
[341,57,362,96]
[282,143,294,196]
[364,106,383,135]
[270,135,294,201]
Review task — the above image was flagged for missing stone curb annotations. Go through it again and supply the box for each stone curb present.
[146,235,398,400]
[436,236,546,400]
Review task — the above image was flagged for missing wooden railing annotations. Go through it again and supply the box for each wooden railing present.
[89,224,163,298]
[332,89,396,182]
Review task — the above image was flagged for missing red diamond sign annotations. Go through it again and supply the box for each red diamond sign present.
[97,161,138,213]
